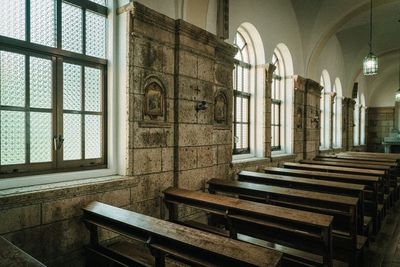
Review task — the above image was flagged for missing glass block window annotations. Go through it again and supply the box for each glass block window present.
[62,2,83,53]
[232,32,251,155]
[0,1,108,177]
[86,11,107,58]
[271,53,283,152]
[0,0,25,40]
[31,0,56,47]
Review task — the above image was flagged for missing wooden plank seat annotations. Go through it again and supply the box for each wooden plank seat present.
[264,167,380,234]
[0,236,46,267]
[237,170,366,234]
[315,155,397,168]
[205,179,364,265]
[300,159,397,202]
[314,156,399,202]
[163,187,334,266]
[288,161,394,212]
[82,201,282,267]
[338,151,400,161]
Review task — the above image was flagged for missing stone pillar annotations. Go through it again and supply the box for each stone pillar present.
[264,64,276,158]
[329,92,336,149]
[125,2,236,219]
[293,75,306,161]
[343,98,356,150]
[304,78,323,159]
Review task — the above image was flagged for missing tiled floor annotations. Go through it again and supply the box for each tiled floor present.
[365,202,400,266]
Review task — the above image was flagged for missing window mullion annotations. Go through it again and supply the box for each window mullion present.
[56,57,64,167]
[57,0,62,49]
[81,66,85,161]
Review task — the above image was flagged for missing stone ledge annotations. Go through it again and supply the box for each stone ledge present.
[0,176,139,209]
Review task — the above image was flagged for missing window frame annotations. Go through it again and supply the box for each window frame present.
[232,32,252,156]
[0,0,108,178]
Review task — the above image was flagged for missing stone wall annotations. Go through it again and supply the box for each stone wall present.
[367,107,395,152]
[0,3,236,266]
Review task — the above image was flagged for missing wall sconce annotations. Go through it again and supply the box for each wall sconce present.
[196,101,208,111]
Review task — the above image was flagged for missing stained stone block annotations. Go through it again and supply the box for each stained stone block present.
[131,126,169,148]
[132,39,163,72]
[214,63,232,87]
[217,144,231,164]
[178,147,197,170]
[41,189,130,224]
[179,50,197,78]
[130,172,173,203]
[179,124,213,146]
[132,19,175,45]
[214,163,230,179]
[133,148,162,175]
[178,100,198,123]
[161,148,173,171]
[0,205,40,234]
[178,76,199,101]
[212,129,232,145]
[197,146,214,168]
[197,56,214,82]
[178,167,214,190]
[130,198,161,218]
[162,46,175,75]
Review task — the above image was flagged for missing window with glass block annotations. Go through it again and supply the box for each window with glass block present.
[0,0,107,177]
[232,32,251,155]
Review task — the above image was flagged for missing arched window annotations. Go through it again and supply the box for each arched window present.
[354,92,360,146]
[232,32,251,154]
[333,78,343,148]
[232,24,265,158]
[360,94,366,145]
[320,70,331,149]
[271,44,294,154]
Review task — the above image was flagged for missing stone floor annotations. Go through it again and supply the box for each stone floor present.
[365,202,400,266]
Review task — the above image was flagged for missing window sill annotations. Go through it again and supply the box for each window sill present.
[271,153,295,162]
[0,175,138,208]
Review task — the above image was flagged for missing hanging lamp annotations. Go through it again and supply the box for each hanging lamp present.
[363,0,378,75]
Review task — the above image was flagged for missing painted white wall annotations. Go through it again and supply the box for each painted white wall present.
[368,52,399,107]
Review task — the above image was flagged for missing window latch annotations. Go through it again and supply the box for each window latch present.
[53,135,64,150]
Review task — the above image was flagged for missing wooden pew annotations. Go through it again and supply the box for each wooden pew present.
[163,187,333,266]
[303,159,398,203]
[204,179,364,266]
[264,167,380,232]
[316,155,397,168]
[82,201,282,267]
[237,170,366,234]
[339,151,400,161]
[293,161,394,211]
[0,236,46,267]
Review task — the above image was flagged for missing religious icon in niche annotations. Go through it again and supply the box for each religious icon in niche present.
[144,82,164,118]
[214,92,227,124]
[296,107,303,129]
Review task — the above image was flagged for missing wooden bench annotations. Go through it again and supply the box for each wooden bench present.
[264,167,380,233]
[82,201,282,267]
[284,162,392,217]
[237,170,366,234]
[0,236,46,267]
[339,151,400,161]
[305,158,399,204]
[316,155,397,168]
[163,187,333,266]
[205,179,364,265]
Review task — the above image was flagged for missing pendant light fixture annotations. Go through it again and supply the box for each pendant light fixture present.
[363,0,378,75]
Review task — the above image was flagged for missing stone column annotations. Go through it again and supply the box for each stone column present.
[293,75,306,161]
[264,64,276,158]
[304,78,323,159]
[329,92,336,149]
[348,98,356,150]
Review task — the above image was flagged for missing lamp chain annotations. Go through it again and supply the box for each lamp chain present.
[369,0,373,53]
